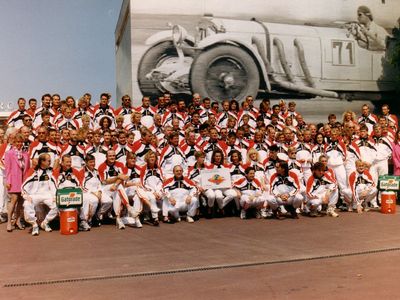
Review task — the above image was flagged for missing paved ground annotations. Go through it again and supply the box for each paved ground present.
[1,209,400,299]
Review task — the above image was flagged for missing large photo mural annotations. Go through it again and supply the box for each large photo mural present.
[116,0,400,103]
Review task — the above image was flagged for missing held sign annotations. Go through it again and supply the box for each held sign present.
[200,168,232,190]
[56,187,83,208]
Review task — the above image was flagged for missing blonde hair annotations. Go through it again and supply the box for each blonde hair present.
[246,148,260,163]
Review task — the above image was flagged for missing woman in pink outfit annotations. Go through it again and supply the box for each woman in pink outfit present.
[392,130,400,176]
[4,133,30,232]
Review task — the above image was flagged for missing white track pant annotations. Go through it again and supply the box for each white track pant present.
[23,194,58,225]
[82,192,99,221]
[97,188,114,217]
[138,190,161,219]
[268,194,304,210]
[343,185,378,207]
[102,185,134,217]
[306,189,339,211]
[0,172,7,214]
[240,191,272,209]
[330,164,347,197]
[205,188,237,209]
[370,159,388,185]
[162,197,199,218]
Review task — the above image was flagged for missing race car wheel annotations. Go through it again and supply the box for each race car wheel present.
[190,45,260,101]
[137,41,180,98]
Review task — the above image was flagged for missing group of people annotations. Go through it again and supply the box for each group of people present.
[1,91,399,236]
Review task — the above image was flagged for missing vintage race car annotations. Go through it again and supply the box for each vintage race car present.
[138,16,397,102]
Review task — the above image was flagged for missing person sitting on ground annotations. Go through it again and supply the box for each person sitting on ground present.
[22,153,58,236]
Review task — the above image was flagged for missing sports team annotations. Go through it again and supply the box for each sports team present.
[2,92,399,235]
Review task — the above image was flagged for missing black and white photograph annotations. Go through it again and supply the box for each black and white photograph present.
[1,0,400,299]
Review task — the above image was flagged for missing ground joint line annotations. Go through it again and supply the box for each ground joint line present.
[4,246,400,288]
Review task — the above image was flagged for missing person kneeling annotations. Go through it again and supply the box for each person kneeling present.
[305,162,339,217]
[268,161,304,219]
[162,165,199,223]
[233,167,270,219]
[343,160,378,213]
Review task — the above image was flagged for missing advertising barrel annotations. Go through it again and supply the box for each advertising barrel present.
[381,191,396,214]
[59,208,78,235]
[56,187,83,235]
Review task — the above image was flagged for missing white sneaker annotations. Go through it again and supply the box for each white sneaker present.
[116,217,125,229]
[260,208,267,219]
[32,224,39,236]
[134,217,142,228]
[371,203,380,209]
[40,221,52,232]
[327,207,339,218]
[79,221,91,231]
[240,209,246,219]
[186,216,194,223]
[177,217,181,222]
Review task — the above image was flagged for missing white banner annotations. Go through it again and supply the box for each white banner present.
[200,168,232,189]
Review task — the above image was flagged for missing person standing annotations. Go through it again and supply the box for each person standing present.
[4,133,30,232]
[6,98,27,129]
[392,130,400,176]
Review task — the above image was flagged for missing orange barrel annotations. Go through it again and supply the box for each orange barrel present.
[59,208,78,235]
[380,191,397,214]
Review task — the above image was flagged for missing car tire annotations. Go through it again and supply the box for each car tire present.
[137,41,180,100]
[190,45,260,102]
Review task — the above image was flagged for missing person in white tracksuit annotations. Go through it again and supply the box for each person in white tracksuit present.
[233,166,272,219]
[54,155,92,231]
[370,124,392,184]
[268,161,304,219]
[123,152,150,228]
[22,153,58,236]
[140,150,165,226]
[324,128,348,201]
[343,160,378,213]
[82,154,105,227]
[162,165,199,223]
[97,150,138,229]
[305,162,339,217]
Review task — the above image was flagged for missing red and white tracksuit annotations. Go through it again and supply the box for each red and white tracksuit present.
[162,176,199,218]
[268,171,304,210]
[325,140,347,197]
[343,169,378,207]
[233,177,272,209]
[22,168,59,225]
[305,173,338,212]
